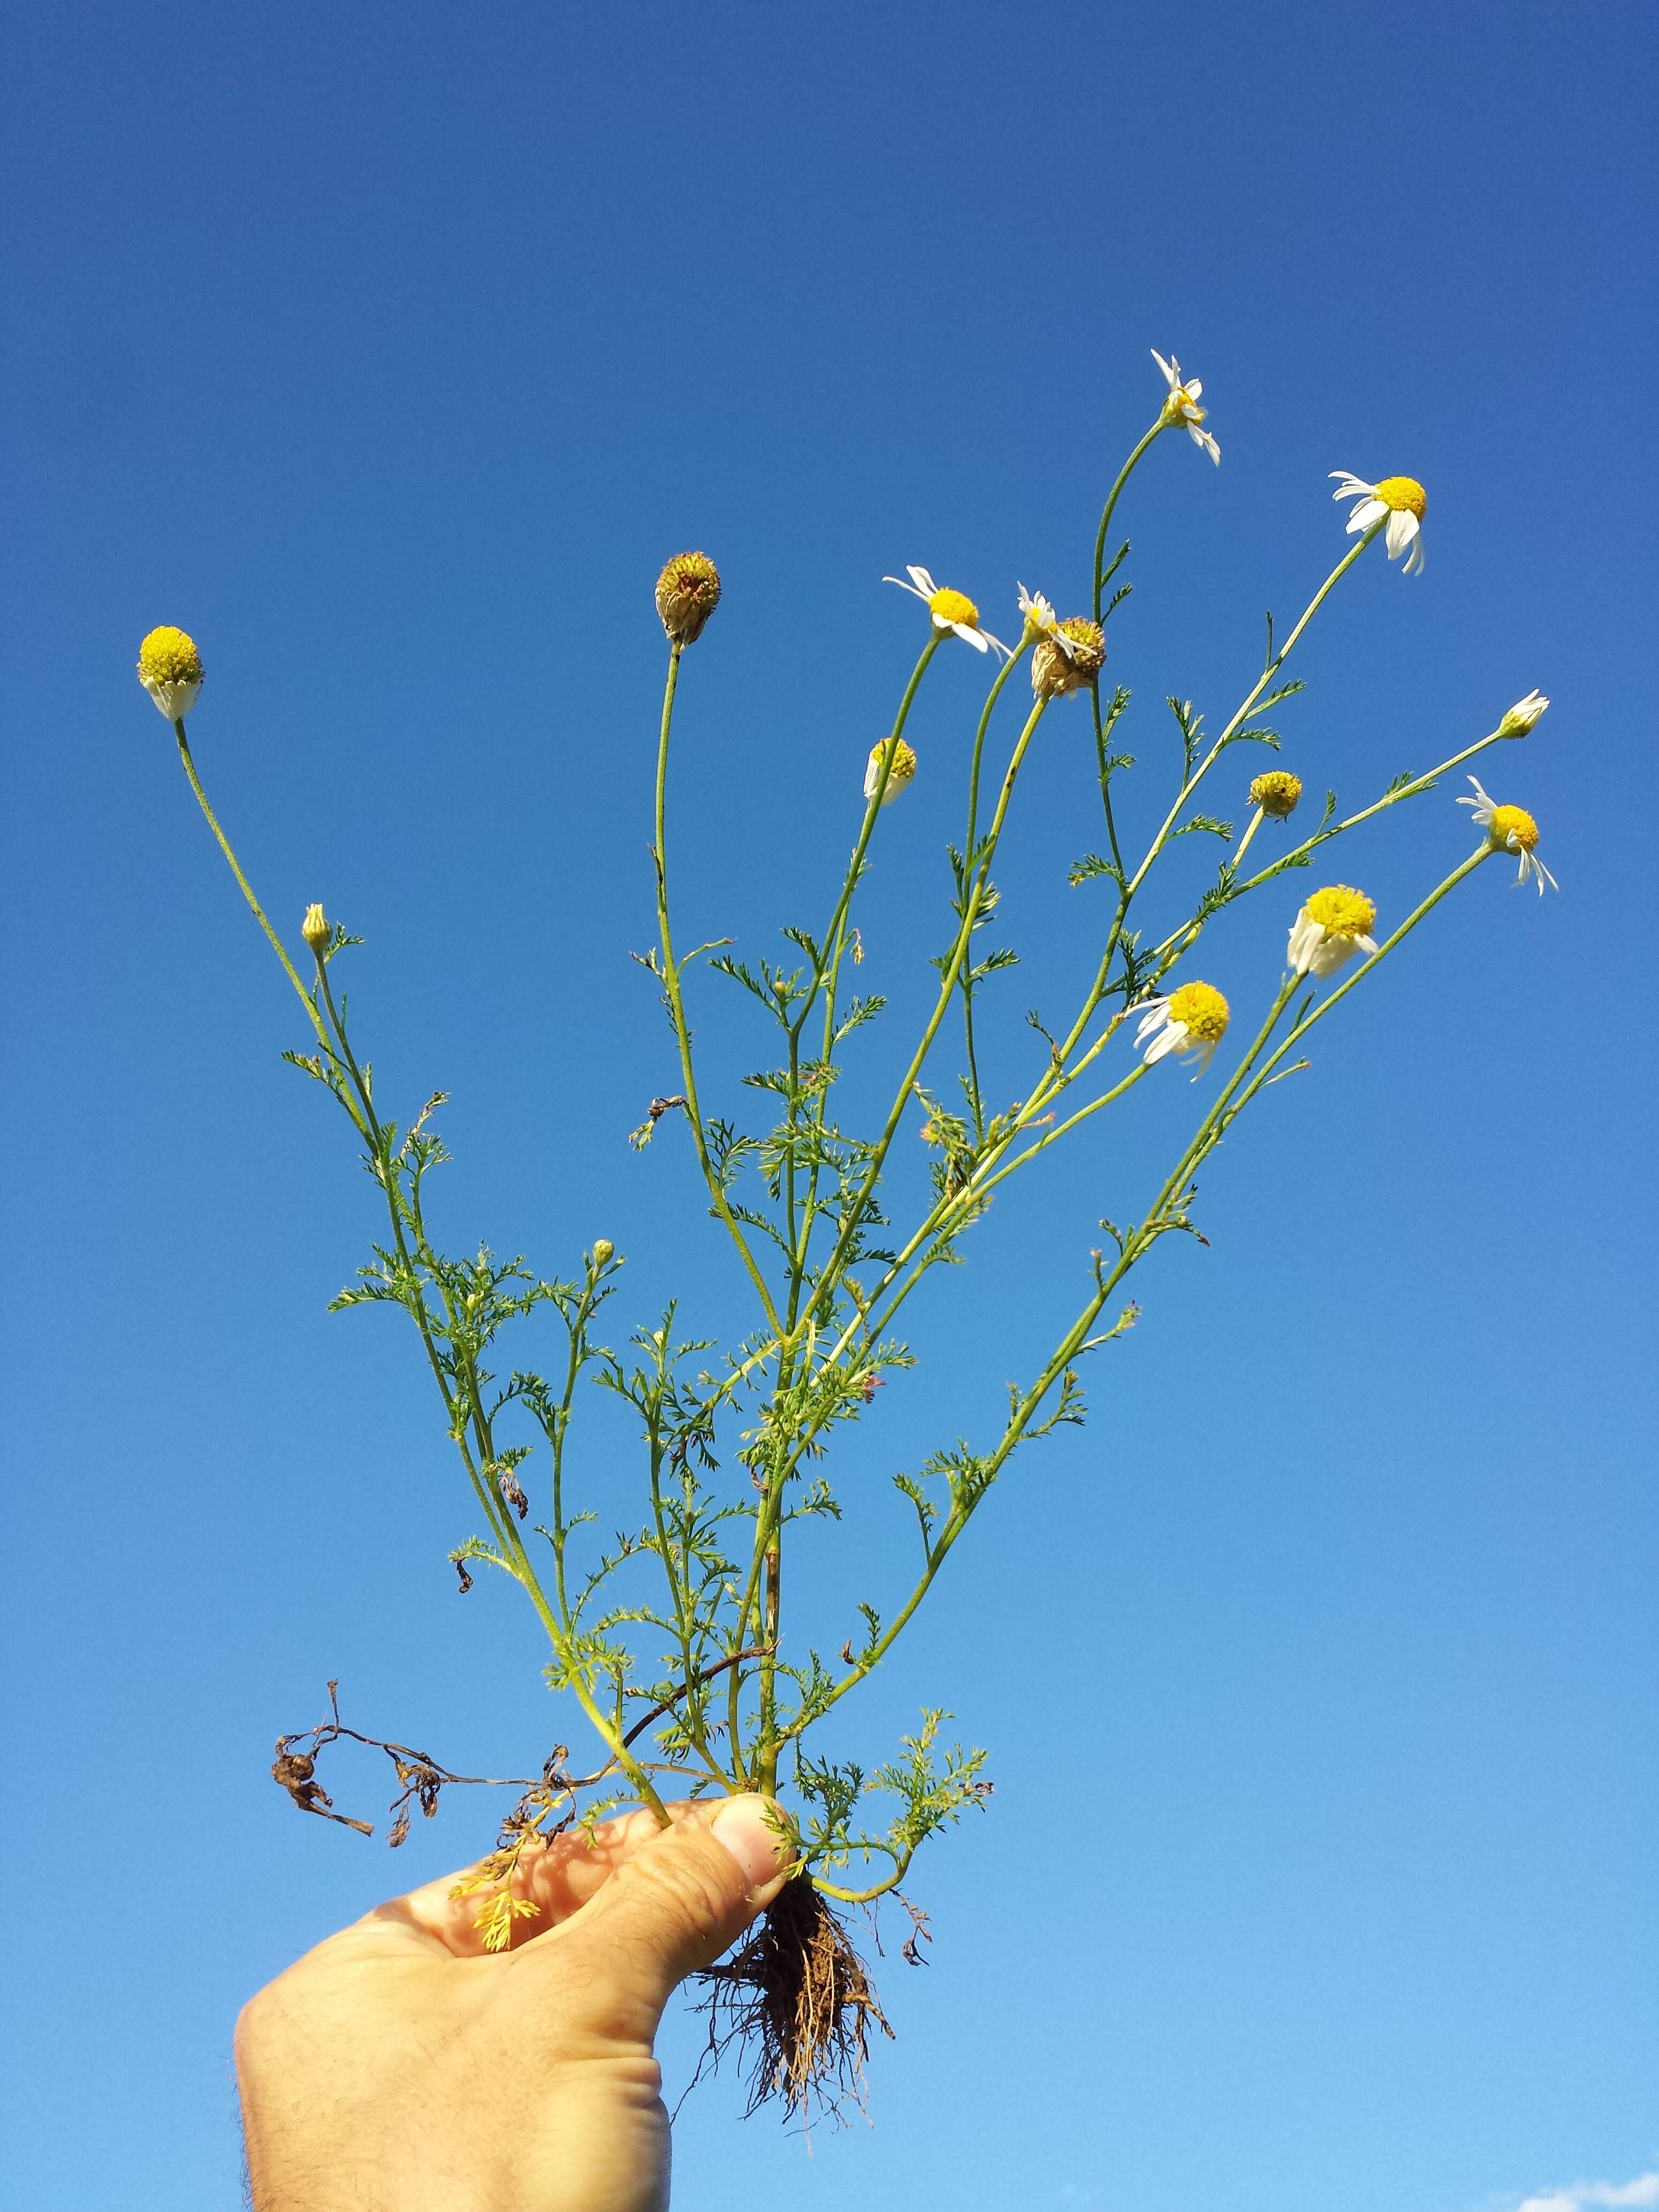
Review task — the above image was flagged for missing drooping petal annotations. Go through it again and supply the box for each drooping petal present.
[1384,508,1419,561]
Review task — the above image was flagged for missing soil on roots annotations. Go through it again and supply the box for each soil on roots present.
[692,1875,893,2121]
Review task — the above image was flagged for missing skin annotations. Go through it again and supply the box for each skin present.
[236,1795,793,2212]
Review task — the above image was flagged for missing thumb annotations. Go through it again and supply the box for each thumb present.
[548,1795,795,2044]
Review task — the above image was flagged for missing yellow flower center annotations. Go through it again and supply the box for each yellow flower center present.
[928,586,981,629]
[868,736,917,782]
[138,625,203,685]
[1166,980,1230,1043]
[1162,387,1205,424]
[1249,769,1303,818]
[1305,884,1377,938]
[1488,803,1539,851]
[1373,475,1427,519]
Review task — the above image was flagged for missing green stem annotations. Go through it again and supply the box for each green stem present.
[652,645,784,1338]
[174,725,330,1051]
[960,643,1032,1141]
[1087,417,1164,868]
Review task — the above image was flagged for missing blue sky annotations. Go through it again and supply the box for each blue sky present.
[2,2,1655,2207]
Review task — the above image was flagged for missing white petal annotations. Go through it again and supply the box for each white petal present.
[1403,533,1425,576]
[1151,349,1176,387]
[956,624,990,651]
[908,565,936,594]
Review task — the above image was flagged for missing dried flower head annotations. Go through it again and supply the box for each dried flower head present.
[655,552,722,644]
[1249,769,1303,819]
[137,625,205,722]
[1032,618,1105,700]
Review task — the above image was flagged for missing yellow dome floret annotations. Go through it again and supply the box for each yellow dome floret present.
[864,735,917,806]
[301,903,330,956]
[137,625,205,721]
[928,585,980,630]
[1486,802,1540,851]
[1304,884,1378,938]
[655,551,722,645]
[1372,475,1427,519]
[1033,617,1107,700]
[1249,769,1303,819]
[138,626,203,686]
[1165,980,1230,1043]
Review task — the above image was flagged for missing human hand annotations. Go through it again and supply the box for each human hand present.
[235,1796,793,2212]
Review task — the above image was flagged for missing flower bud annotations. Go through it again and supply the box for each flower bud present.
[591,1239,615,1269]
[655,551,721,645]
[1248,769,1303,819]
[1031,618,1105,700]
[1498,689,1549,738]
[137,625,205,722]
[301,903,331,956]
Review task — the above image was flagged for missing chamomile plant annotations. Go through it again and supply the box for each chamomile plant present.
[143,348,1556,2116]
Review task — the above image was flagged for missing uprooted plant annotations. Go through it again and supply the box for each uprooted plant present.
[139,348,1557,2118]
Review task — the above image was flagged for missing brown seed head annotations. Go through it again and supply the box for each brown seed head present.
[655,551,722,644]
[1032,617,1105,700]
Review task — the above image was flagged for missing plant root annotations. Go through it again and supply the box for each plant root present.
[691,1874,893,2123]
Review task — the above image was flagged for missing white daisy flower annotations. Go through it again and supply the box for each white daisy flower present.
[864,735,917,808]
[1288,886,1380,978]
[136,625,205,722]
[1498,689,1550,738]
[1457,776,1559,894]
[1134,980,1231,1077]
[1151,350,1220,464]
[1329,472,1427,574]
[883,566,1010,656]
[1017,582,1073,651]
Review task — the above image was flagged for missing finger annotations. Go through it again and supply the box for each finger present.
[369,1801,707,1958]
[528,1794,795,2045]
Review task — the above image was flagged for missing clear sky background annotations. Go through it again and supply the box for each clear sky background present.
[2,3,1655,2208]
